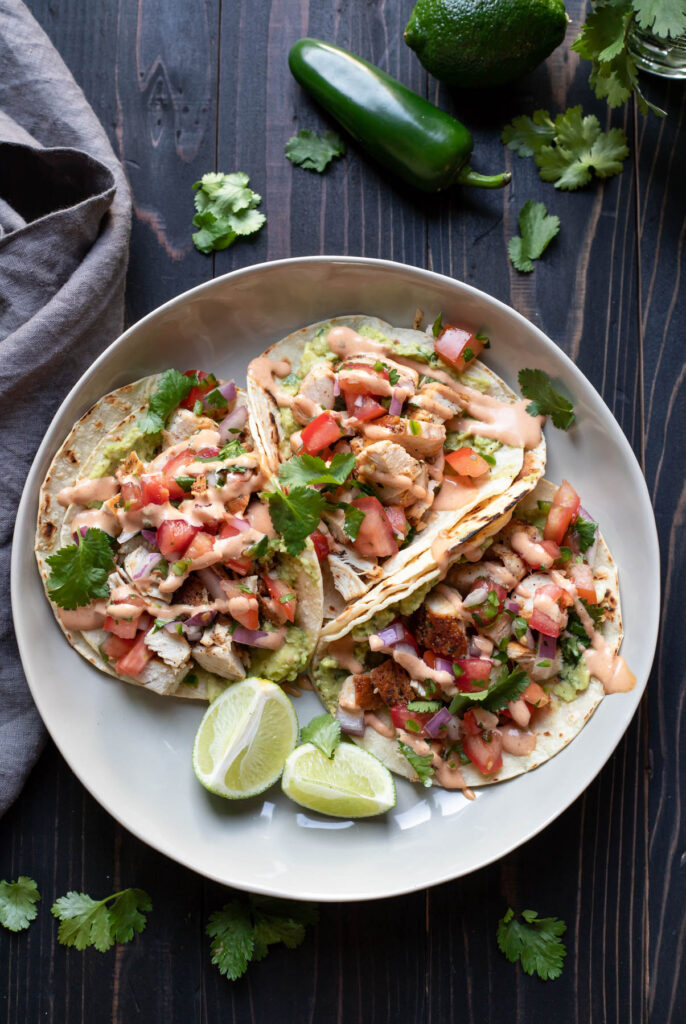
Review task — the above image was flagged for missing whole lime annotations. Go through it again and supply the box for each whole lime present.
[404,0,568,89]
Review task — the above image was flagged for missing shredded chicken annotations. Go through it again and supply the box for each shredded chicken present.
[359,415,446,459]
[355,441,428,508]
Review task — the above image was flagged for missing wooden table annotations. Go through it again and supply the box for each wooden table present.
[2,1,684,1020]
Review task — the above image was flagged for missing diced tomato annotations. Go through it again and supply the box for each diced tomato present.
[462,728,503,775]
[262,574,297,624]
[311,529,330,562]
[530,609,561,637]
[184,531,215,563]
[521,681,550,708]
[101,634,136,661]
[350,496,398,559]
[156,520,199,559]
[390,705,434,736]
[529,583,570,638]
[435,325,485,373]
[468,579,507,627]
[544,479,581,544]
[338,361,389,393]
[454,657,493,692]
[103,615,138,640]
[218,520,253,574]
[180,369,215,411]
[161,451,195,499]
[120,480,143,512]
[301,412,342,455]
[384,505,409,541]
[115,630,154,679]
[444,447,490,478]
[140,474,170,506]
[342,390,386,421]
[537,582,573,609]
[570,562,597,604]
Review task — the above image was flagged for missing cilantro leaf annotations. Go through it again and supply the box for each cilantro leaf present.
[285,129,346,173]
[51,887,152,952]
[398,740,434,787]
[634,0,686,38]
[501,109,556,158]
[0,877,40,932]
[497,908,567,981]
[192,172,265,254]
[265,485,325,555]
[207,900,255,981]
[279,452,354,490]
[574,516,598,553]
[406,700,442,712]
[449,688,492,716]
[342,503,365,541]
[536,108,629,190]
[207,897,318,980]
[431,312,443,338]
[46,528,115,610]
[508,201,560,273]
[301,713,341,759]
[518,368,576,430]
[482,665,529,712]
[138,368,193,434]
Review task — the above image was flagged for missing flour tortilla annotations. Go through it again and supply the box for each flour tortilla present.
[35,376,324,701]
[310,479,623,787]
[247,315,546,611]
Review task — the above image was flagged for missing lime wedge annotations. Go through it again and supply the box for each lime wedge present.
[192,678,298,799]
[281,742,396,818]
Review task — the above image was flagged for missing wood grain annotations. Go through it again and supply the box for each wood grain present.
[2,0,684,1021]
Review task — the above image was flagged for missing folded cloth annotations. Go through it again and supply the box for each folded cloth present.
[0,0,131,815]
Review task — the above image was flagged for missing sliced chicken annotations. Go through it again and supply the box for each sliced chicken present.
[138,658,189,695]
[163,408,215,446]
[338,357,417,398]
[327,548,381,601]
[191,617,246,680]
[408,381,464,421]
[355,441,428,508]
[338,673,383,711]
[356,658,414,707]
[297,363,336,411]
[359,415,446,459]
[144,627,192,670]
[413,587,469,659]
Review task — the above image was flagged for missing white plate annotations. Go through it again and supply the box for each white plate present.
[12,257,659,901]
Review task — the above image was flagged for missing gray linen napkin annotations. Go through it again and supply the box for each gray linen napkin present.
[0,0,131,815]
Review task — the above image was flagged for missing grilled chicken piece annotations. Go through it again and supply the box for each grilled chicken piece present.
[488,543,528,586]
[138,658,189,695]
[355,441,427,508]
[413,588,468,659]
[408,381,464,421]
[355,658,414,707]
[163,408,215,445]
[327,547,382,600]
[191,617,246,680]
[338,673,383,711]
[297,363,336,411]
[506,640,561,681]
[359,415,446,459]
[338,357,417,397]
[175,575,210,606]
[144,627,192,670]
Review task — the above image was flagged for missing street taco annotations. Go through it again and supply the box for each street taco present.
[35,370,323,700]
[310,478,635,792]
[247,315,546,617]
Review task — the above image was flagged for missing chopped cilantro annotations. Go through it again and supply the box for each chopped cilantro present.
[497,908,567,981]
[398,741,434,787]
[409,420,421,436]
[431,313,443,338]
[407,700,442,713]
[513,616,528,640]
[246,535,270,560]
[463,346,475,362]
[46,529,115,610]
[205,388,228,409]
[265,485,325,556]
[405,718,421,733]
[284,129,346,173]
[558,546,573,564]
[192,172,265,254]
[279,452,354,490]
[193,399,204,416]
[171,559,191,576]
[138,368,194,434]
[518,368,575,430]
[574,516,597,552]
[508,200,560,273]
[183,673,198,686]
[175,475,195,492]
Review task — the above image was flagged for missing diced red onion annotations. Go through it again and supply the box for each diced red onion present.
[447,717,462,743]
[429,654,453,674]
[389,389,403,416]
[468,639,483,658]
[577,505,598,563]
[424,706,454,738]
[232,626,284,649]
[505,600,520,615]
[374,622,406,647]
[389,642,416,660]
[463,586,488,609]
[225,514,251,533]
[196,567,227,600]
[133,553,163,579]
[217,381,237,403]
[164,620,185,635]
[185,610,217,630]
[141,529,158,546]
[335,706,366,736]
[72,526,89,543]
[536,632,557,661]
[137,613,152,632]
[118,529,140,544]
[333,377,340,397]
[218,403,247,443]
[522,628,535,650]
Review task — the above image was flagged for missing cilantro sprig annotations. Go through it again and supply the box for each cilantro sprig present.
[574,515,598,553]
[265,485,326,556]
[51,887,152,952]
[497,908,567,980]
[502,107,629,190]
[285,129,346,173]
[279,452,355,490]
[266,453,358,554]
[46,528,115,610]
[398,740,434,787]
[509,201,560,274]
[192,172,266,254]
[518,368,576,431]
[207,896,318,981]
[138,368,194,434]
[300,713,341,759]
[0,877,40,932]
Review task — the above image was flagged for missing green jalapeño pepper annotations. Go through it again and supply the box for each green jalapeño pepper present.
[288,38,510,193]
